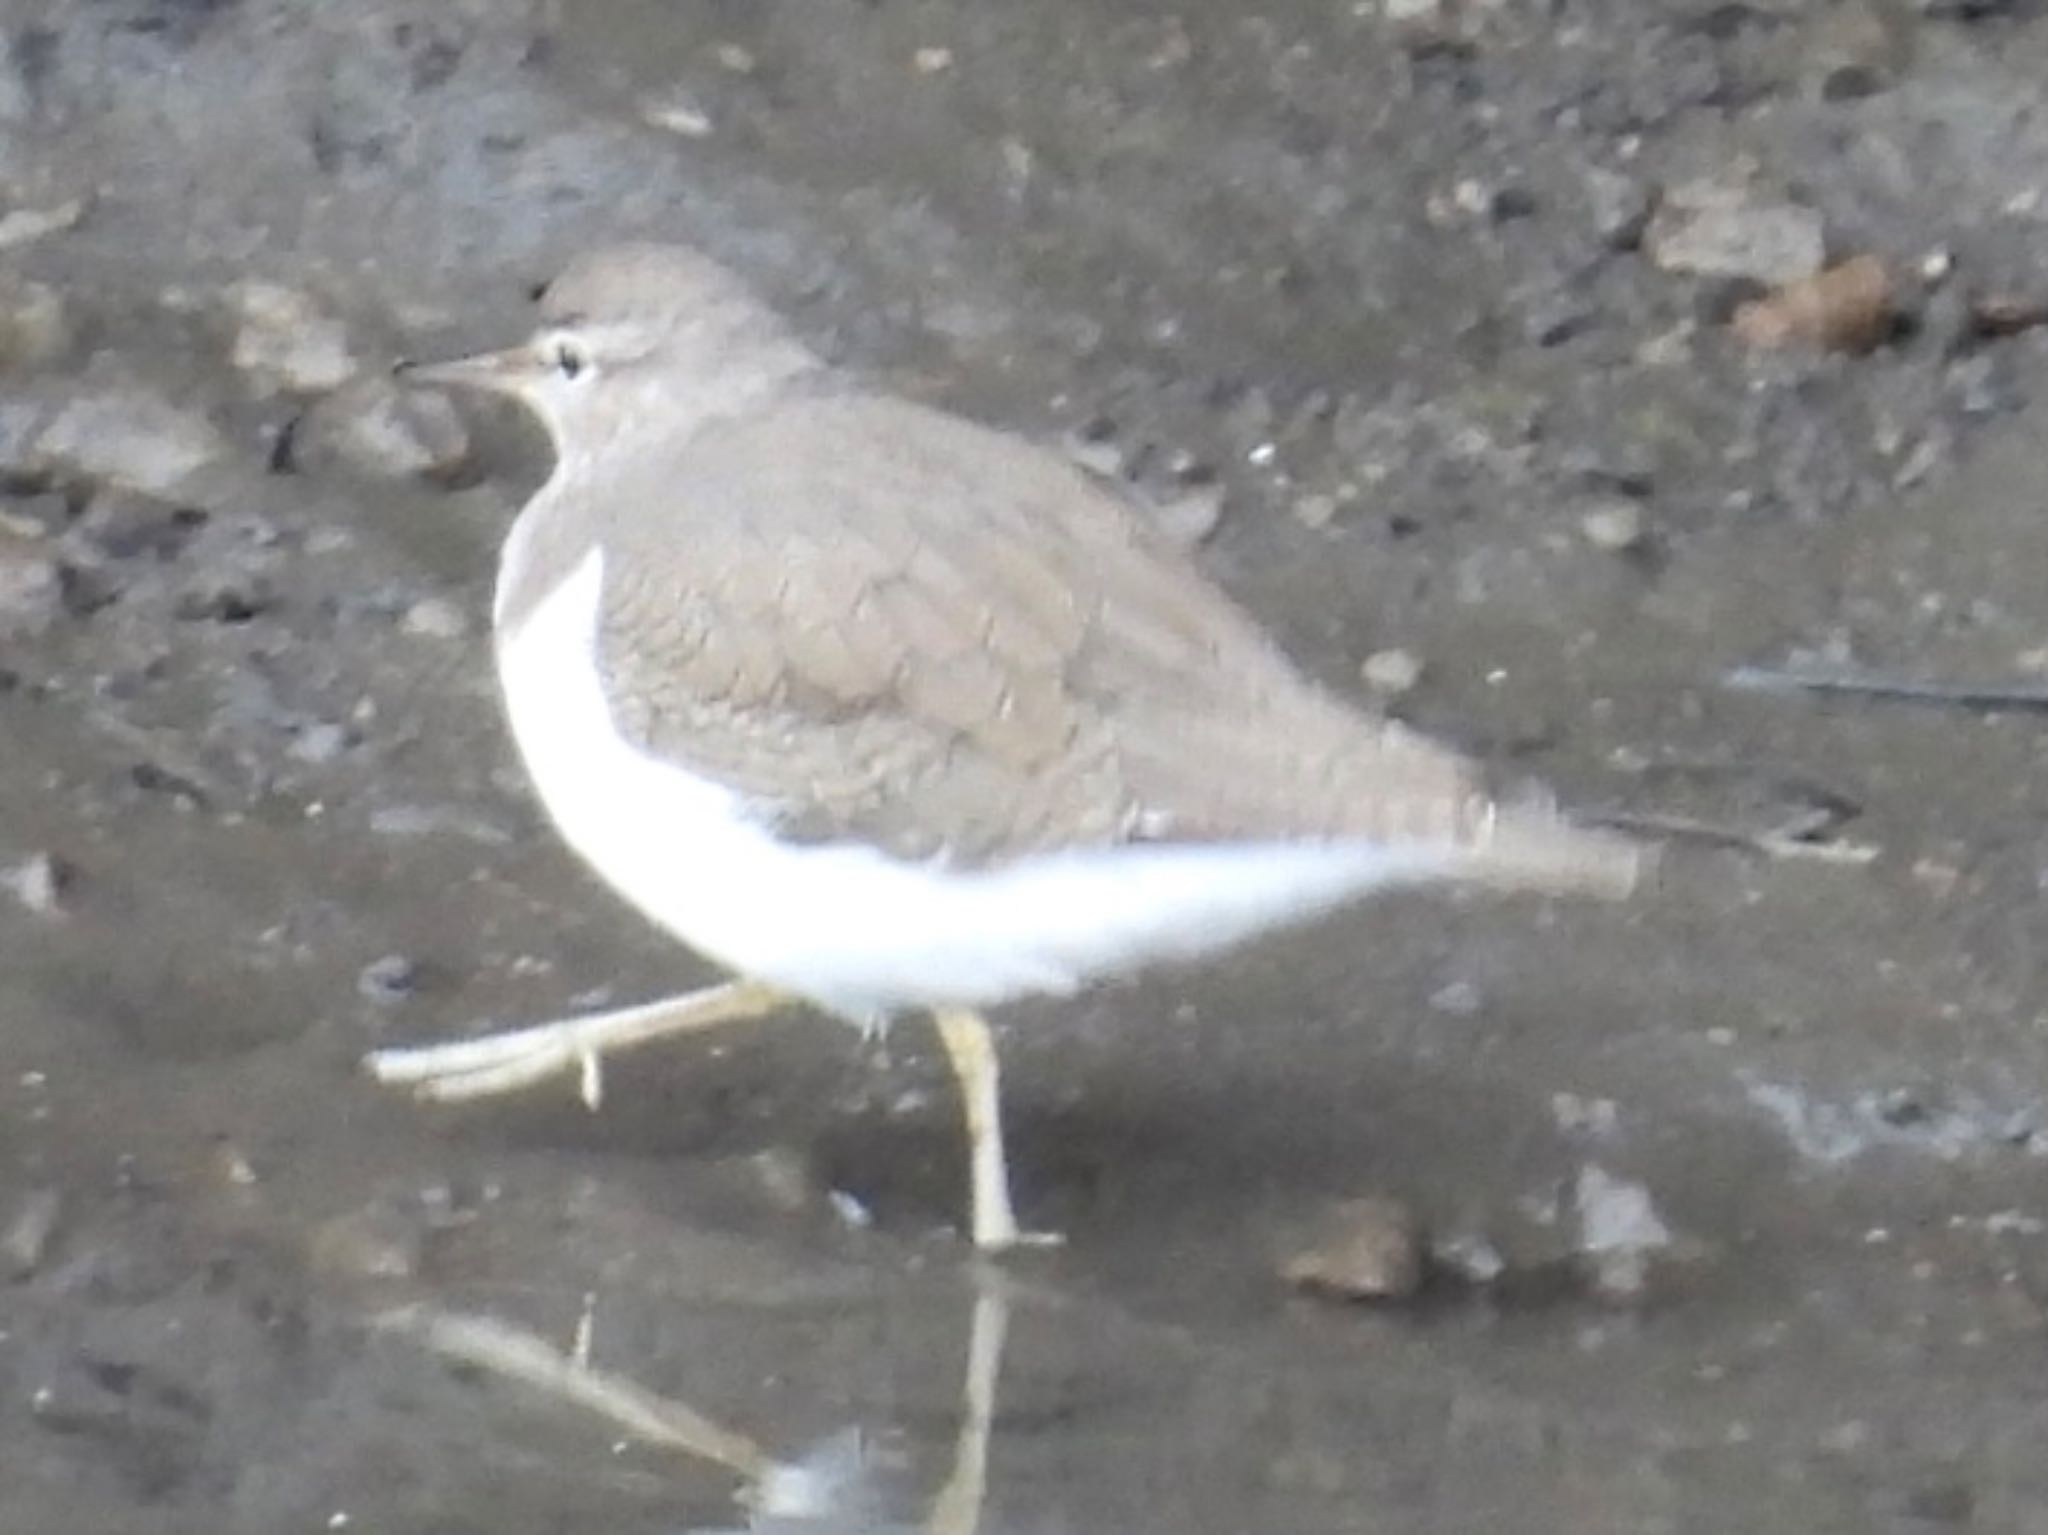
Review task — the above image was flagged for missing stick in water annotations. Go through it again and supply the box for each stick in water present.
[1724,665,2048,712]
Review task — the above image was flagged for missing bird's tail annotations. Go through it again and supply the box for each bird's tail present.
[1447,801,1648,900]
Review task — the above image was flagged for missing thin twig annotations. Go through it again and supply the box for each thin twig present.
[1724,665,2048,712]
[1582,809,1880,865]
[1625,756,1864,823]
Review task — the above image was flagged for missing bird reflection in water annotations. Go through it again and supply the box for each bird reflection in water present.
[378,1273,1011,1534]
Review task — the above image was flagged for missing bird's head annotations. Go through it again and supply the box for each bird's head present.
[401,243,815,459]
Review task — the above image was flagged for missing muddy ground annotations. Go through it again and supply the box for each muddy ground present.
[7,0,2048,1530]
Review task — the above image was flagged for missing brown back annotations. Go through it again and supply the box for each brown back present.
[590,392,1492,866]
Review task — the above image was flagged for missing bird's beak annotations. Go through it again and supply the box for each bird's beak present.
[395,346,537,394]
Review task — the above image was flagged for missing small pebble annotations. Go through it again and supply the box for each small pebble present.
[1892,434,1944,490]
[1635,322,1696,369]
[289,720,353,764]
[33,387,225,496]
[1149,482,1224,548]
[228,280,359,396]
[1061,422,1125,480]
[1431,1228,1506,1285]
[1949,352,2023,419]
[1910,857,1962,900]
[743,1146,816,1215]
[1142,17,1194,70]
[1,1189,60,1277]
[3,851,68,916]
[827,1189,875,1230]
[211,1138,260,1187]
[1583,167,1651,250]
[1968,291,2048,339]
[1450,178,1492,218]
[1731,255,1895,353]
[0,196,86,251]
[1489,184,1539,222]
[400,595,472,640]
[1281,1195,1425,1302]
[713,42,757,73]
[639,89,715,139]
[357,954,420,1004]
[1292,492,1338,530]
[1579,499,1646,552]
[294,376,471,482]
[1574,1162,1674,1301]
[0,494,61,539]
[912,46,955,73]
[1360,647,1424,696]
[1551,1091,1620,1137]
[1802,0,1909,100]
[0,531,62,640]
[1520,280,1598,347]
[174,573,270,624]
[0,274,70,371]
[1875,1086,1929,1128]
[1428,978,1484,1016]
[307,1204,424,1283]
[1645,175,1826,286]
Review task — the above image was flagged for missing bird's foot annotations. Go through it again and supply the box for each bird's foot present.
[976,1224,1065,1253]
[364,980,791,1105]
[965,1188,1064,1253]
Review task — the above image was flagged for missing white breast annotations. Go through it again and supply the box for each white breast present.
[494,541,1458,1021]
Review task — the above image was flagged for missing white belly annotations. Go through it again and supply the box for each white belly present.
[495,545,1457,1020]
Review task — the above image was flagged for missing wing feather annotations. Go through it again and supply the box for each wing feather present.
[595,392,1485,864]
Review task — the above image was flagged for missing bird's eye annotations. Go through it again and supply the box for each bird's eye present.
[553,340,588,379]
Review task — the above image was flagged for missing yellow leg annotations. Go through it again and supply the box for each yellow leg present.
[365,979,792,1106]
[374,987,1060,1250]
[927,1278,1011,1535]
[930,1008,1059,1251]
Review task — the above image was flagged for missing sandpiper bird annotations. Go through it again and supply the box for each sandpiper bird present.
[367,243,1643,1250]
